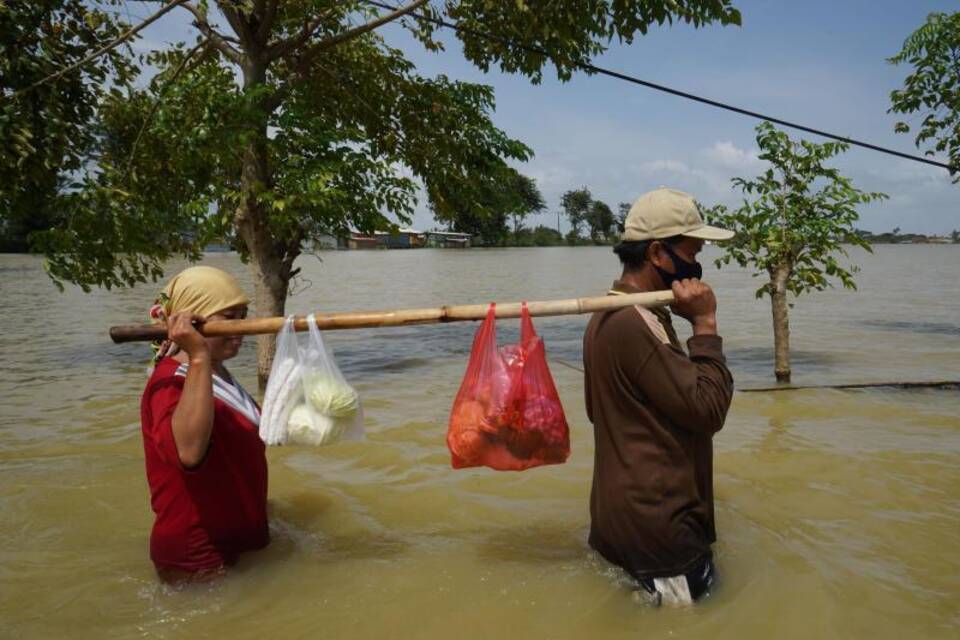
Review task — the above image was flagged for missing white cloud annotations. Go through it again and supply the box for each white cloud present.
[629,141,767,204]
[639,159,691,173]
[701,141,763,169]
[524,163,579,196]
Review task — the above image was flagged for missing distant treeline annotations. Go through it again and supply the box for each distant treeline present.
[856,228,959,244]
[456,185,628,248]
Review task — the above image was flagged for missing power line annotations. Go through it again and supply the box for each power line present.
[363,0,955,174]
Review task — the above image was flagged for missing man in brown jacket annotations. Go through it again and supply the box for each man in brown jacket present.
[583,187,735,606]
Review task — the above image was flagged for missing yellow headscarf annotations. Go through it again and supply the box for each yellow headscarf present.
[161,265,250,317]
[148,266,248,364]
[148,266,248,363]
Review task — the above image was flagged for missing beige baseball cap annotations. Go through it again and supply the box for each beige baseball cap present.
[622,187,734,242]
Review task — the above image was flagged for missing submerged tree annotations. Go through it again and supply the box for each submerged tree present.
[888,11,960,181]
[7,0,742,386]
[709,122,887,383]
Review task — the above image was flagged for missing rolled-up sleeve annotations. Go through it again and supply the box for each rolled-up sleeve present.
[145,376,185,467]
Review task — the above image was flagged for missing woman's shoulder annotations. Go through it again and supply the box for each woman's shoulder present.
[144,358,187,394]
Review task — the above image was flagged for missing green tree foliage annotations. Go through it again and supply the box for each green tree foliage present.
[616,201,631,233]
[507,174,546,244]
[560,187,592,241]
[39,35,535,288]
[888,11,960,181]
[0,0,137,252]
[560,187,615,244]
[436,170,545,246]
[424,0,740,82]
[586,200,615,243]
[530,224,563,246]
[5,0,741,383]
[709,122,888,382]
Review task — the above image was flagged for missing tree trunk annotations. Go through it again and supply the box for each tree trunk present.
[248,242,290,392]
[234,60,296,392]
[769,262,792,383]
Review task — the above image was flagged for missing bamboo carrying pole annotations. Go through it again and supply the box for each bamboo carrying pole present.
[108,290,676,343]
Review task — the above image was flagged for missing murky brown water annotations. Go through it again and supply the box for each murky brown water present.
[1,246,958,639]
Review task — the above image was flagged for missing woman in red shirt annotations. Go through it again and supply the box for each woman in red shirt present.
[140,266,268,583]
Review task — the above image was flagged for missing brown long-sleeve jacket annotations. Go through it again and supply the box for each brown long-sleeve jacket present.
[583,280,734,579]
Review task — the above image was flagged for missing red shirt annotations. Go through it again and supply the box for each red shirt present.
[140,358,269,572]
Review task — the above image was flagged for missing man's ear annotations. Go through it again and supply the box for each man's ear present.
[647,240,669,270]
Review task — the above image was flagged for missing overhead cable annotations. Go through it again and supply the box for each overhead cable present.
[363,0,954,173]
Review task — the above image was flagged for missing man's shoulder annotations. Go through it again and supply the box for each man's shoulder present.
[587,305,669,346]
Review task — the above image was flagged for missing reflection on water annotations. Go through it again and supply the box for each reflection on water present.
[1,246,958,639]
[725,346,843,381]
[859,319,960,337]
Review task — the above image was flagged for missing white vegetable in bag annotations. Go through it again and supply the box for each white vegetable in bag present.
[303,372,359,417]
[287,403,346,446]
[259,317,303,445]
[300,314,365,443]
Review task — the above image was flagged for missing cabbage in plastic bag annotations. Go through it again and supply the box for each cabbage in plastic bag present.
[287,403,347,446]
[303,372,360,418]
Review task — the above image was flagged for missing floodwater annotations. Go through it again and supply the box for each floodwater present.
[1,245,958,639]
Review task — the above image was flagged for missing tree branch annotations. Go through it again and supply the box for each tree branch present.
[11,0,189,99]
[125,40,210,176]
[256,0,280,42]
[311,0,428,53]
[217,2,258,51]
[314,61,411,151]
[267,0,428,109]
[264,10,335,62]
[180,2,243,64]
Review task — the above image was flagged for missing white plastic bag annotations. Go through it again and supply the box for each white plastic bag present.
[299,315,364,443]
[259,314,364,446]
[260,316,303,445]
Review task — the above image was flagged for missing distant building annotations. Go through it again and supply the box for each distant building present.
[384,228,425,249]
[311,234,342,251]
[202,235,234,252]
[424,231,473,248]
[346,230,388,250]
[338,228,473,249]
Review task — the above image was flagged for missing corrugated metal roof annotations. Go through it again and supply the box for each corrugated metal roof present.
[425,231,473,238]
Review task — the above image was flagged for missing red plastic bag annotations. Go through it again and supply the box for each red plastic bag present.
[447,303,570,471]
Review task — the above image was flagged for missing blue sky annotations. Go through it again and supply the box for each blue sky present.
[140,1,958,234]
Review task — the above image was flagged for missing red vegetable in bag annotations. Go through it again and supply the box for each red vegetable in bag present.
[447,303,570,471]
